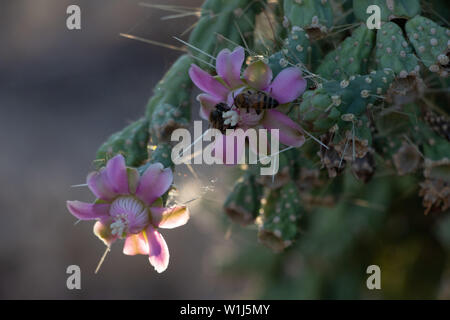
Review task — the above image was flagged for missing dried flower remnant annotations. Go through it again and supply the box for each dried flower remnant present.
[392,142,422,175]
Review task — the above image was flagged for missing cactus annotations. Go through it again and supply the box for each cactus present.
[224,173,263,226]
[268,26,314,76]
[147,54,192,144]
[406,16,450,76]
[316,24,375,80]
[299,69,395,133]
[96,118,150,168]
[258,182,304,252]
[376,22,420,78]
[79,0,450,298]
[283,0,333,38]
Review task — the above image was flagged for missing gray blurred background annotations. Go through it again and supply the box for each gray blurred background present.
[0,0,252,299]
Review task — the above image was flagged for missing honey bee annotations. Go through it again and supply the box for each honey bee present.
[209,103,236,134]
[233,90,279,115]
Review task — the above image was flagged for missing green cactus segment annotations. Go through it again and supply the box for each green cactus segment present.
[323,69,395,116]
[300,69,394,133]
[417,122,450,214]
[258,182,304,252]
[151,103,190,143]
[299,89,339,134]
[268,26,313,76]
[333,114,372,153]
[316,25,375,81]
[437,214,450,251]
[146,55,192,144]
[256,150,298,189]
[96,118,150,168]
[353,0,421,22]
[148,143,174,169]
[224,174,263,226]
[376,22,420,77]
[283,0,333,34]
[188,0,264,70]
[406,15,450,75]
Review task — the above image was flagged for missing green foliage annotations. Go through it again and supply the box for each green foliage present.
[353,0,421,22]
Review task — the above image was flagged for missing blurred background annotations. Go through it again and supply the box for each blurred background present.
[0,0,242,299]
[0,0,449,300]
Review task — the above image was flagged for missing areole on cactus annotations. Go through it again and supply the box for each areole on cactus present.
[67,0,449,292]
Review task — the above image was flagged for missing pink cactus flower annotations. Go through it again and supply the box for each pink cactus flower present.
[189,46,307,163]
[67,154,189,273]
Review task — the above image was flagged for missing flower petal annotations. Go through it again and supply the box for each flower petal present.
[87,170,117,201]
[244,60,273,90]
[216,47,245,88]
[213,132,246,165]
[267,67,306,104]
[94,219,117,247]
[262,110,306,147]
[123,232,149,256]
[151,206,190,229]
[106,154,129,194]
[66,201,110,220]
[189,64,228,99]
[197,93,222,120]
[136,163,173,206]
[146,226,170,273]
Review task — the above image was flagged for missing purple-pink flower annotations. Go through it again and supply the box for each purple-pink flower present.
[67,154,189,273]
[189,46,307,163]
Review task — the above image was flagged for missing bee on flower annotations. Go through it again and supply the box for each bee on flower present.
[189,46,307,163]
